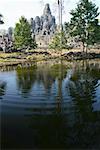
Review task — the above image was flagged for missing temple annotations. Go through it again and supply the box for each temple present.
[30,3,56,48]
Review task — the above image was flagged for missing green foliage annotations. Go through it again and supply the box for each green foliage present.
[14,16,37,49]
[16,65,37,94]
[49,31,68,50]
[64,22,70,36]
[50,64,68,79]
[92,19,100,44]
[69,0,100,50]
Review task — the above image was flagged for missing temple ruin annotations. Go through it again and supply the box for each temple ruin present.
[30,3,56,48]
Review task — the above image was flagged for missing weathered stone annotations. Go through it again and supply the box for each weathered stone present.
[35,16,41,34]
[0,14,4,24]
[8,27,13,40]
[30,3,56,47]
[43,3,51,15]
[30,18,35,32]
[41,3,56,35]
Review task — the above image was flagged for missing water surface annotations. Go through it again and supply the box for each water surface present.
[0,59,100,149]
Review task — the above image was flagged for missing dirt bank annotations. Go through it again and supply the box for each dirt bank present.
[0,48,100,66]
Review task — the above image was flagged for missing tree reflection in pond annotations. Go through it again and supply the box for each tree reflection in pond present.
[1,60,100,149]
[37,61,68,113]
[51,62,68,113]
[69,60,100,112]
[16,65,37,96]
[66,60,100,148]
[36,61,68,92]
[16,61,68,99]
[0,81,6,98]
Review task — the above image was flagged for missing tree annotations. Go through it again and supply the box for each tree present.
[14,16,37,49]
[92,19,100,45]
[49,31,68,49]
[0,14,4,24]
[69,0,100,52]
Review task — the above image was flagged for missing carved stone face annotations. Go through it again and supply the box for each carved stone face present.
[43,3,51,15]
[43,21,50,30]
[35,16,41,32]
[35,16,40,24]
[31,3,56,37]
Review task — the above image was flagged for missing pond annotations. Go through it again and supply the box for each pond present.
[0,59,100,149]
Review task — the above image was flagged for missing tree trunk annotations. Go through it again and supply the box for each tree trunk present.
[85,43,88,54]
[82,41,85,52]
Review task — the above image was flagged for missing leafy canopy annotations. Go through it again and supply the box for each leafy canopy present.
[49,31,68,49]
[69,0,100,49]
[14,16,37,49]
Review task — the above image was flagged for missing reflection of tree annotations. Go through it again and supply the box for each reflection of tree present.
[0,81,6,97]
[27,114,70,149]
[36,65,55,92]
[36,61,68,113]
[0,66,17,72]
[16,66,37,95]
[36,62,67,93]
[51,61,68,113]
[8,60,100,149]
[69,61,100,121]
[65,61,100,148]
[16,62,68,97]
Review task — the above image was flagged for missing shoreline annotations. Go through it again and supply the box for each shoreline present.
[0,49,100,67]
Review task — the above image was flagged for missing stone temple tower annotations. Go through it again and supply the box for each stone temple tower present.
[30,3,56,48]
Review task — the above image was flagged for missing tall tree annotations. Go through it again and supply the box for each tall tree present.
[91,19,100,45]
[14,16,37,49]
[69,0,100,52]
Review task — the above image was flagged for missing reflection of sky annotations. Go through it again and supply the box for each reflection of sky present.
[0,71,20,101]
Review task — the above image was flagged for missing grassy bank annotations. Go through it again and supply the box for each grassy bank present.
[0,48,100,66]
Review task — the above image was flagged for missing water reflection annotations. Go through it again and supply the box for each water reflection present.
[36,61,67,91]
[69,60,100,113]
[65,60,100,148]
[0,81,6,98]
[16,65,37,95]
[1,59,100,149]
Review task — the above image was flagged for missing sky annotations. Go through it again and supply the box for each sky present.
[0,0,100,30]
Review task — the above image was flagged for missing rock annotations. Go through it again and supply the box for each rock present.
[43,3,51,15]
[30,3,56,47]
[35,16,41,34]
[30,18,35,33]
[8,27,13,41]
[41,3,56,35]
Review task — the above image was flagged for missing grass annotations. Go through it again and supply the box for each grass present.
[0,52,21,58]
[0,48,99,66]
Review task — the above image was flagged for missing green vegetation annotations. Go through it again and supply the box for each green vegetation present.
[14,16,37,49]
[49,31,68,50]
[0,0,100,63]
[49,0,100,52]
[50,63,68,79]
[69,0,100,52]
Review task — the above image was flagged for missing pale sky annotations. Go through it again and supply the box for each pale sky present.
[0,0,100,30]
